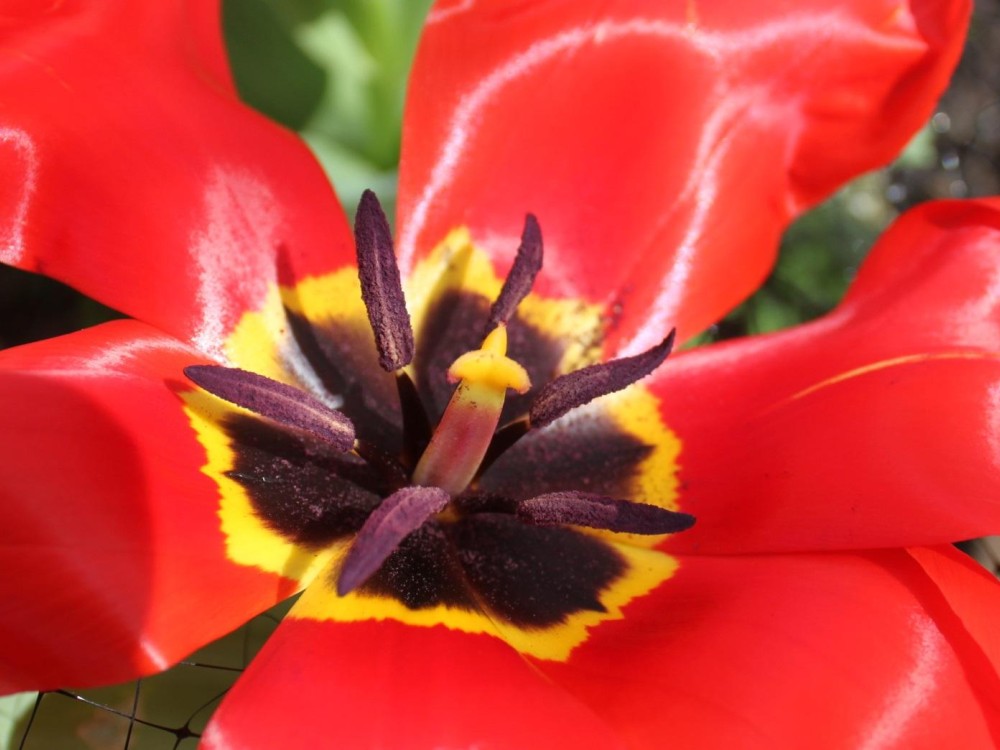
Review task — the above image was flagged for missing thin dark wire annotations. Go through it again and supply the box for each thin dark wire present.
[15,666,242,749]
[123,678,141,749]
[16,693,44,750]
[14,605,290,749]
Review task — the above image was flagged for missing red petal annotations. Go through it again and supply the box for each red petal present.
[907,545,1000,674]
[203,603,623,749]
[398,0,968,348]
[0,2,353,358]
[0,322,295,692]
[534,551,1000,748]
[658,198,1000,553]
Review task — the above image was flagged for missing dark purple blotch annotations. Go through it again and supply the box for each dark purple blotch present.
[355,189,414,371]
[529,329,676,429]
[486,214,543,332]
[337,485,450,595]
[184,365,355,452]
[517,491,695,534]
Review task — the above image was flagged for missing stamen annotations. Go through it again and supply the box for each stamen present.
[529,330,676,429]
[184,365,355,452]
[395,370,433,468]
[486,214,543,332]
[337,485,450,595]
[517,491,695,534]
[355,189,414,371]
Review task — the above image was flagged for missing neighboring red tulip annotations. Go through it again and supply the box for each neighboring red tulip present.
[2,1,999,748]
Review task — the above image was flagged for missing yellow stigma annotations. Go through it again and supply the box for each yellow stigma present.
[412,325,531,494]
[447,324,531,394]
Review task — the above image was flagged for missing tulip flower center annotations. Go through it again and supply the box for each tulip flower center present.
[182,191,692,660]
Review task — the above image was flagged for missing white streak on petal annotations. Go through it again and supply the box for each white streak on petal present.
[201,722,243,750]
[426,0,476,25]
[397,19,711,274]
[858,613,944,750]
[957,246,1000,351]
[0,127,38,265]
[399,11,914,352]
[32,335,195,379]
[139,637,171,671]
[988,382,1000,470]
[88,336,194,372]
[190,168,282,361]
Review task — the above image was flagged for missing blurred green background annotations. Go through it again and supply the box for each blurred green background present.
[2,0,999,746]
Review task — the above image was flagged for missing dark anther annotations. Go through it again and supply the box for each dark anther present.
[486,214,543,332]
[529,329,676,429]
[517,491,695,535]
[395,370,433,469]
[355,189,414,371]
[184,365,355,452]
[337,485,450,595]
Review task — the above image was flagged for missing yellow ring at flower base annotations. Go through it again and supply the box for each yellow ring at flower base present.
[183,228,686,661]
[290,538,680,662]
[183,391,337,588]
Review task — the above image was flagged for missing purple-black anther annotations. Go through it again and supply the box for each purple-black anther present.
[486,214,543,331]
[184,365,356,452]
[517,491,695,534]
[355,189,414,371]
[337,485,450,595]
[529,329,676,428]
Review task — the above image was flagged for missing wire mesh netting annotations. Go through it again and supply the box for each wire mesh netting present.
[2,605,289,750]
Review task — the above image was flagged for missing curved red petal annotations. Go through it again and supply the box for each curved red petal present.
[398,0,968,348]
[907,545,1000,672]
[0,2,353,359]
[534,551,1000,748]
[658,198,1000,553]
[670,354,1000,553]
[204,602,623,749]
[0,322,295,693]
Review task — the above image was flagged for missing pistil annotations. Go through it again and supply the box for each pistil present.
[412,324,530,495]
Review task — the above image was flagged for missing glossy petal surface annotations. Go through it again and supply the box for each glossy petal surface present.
[908,545,1000,674]
[399,0,968,348]
[535,551,1000,749]
[0,321,295,692]
[203,601,624,749]
[0,1,353,358]
[659,199,1000,553]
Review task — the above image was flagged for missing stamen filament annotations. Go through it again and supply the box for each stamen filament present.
[395,370,433,468]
